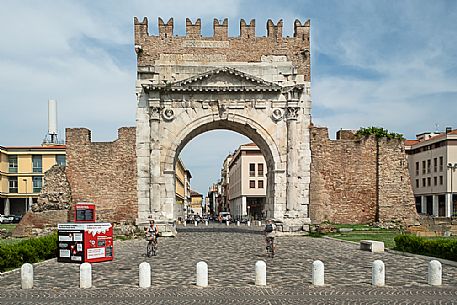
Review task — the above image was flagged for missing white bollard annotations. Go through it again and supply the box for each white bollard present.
[312,260,324,286]
[372,260,385,287]
[196,261,208,287]
[194,221,198,227]
[226,220,230,226]
[183,221,187,227]
[247,220,251,226]
[80,263,92,289]
[21,263,33,289]
[237,221,240,226]
[258,221,261,226]
[205,220,208,226]
[428,260,442,286]
[139,262,151,288]
[255,261,267,286]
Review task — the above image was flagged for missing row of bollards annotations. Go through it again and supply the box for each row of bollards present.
[20,259,443,289]
[182,220,264,227]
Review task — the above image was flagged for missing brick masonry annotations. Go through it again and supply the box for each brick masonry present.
[65,127,137,223]
[310,127,418,225]
[134,17,311,80]
[61,125,418,226]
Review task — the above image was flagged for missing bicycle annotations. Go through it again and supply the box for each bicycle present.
[146,234,158,257]
[266,236,275,258]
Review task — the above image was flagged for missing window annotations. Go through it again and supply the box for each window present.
[415,179,419,188]
[32,155,42,173]
[422,178,426,187]
[434,158,437,172]
[427,159,431,173]
[440,176,443,185]
[8,155,18,173]
[439,156,444,172]
[427,177,431,187]
[33,176,42,193]
[249,180,256,188]
[56,155,66,166]
[9,177,18,193]
[249,163,255,177]
[415,162,419,176]
[258,180,264,188]
[257,163,264,176]
[434,176,437,186]
[422,161,426,174]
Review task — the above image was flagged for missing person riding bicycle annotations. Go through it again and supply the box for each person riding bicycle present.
[264,219,277,256]
[146,220,159,244]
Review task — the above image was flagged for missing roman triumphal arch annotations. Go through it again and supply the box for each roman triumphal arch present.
[134,17,312,231]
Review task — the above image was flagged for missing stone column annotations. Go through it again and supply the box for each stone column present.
[4,198,10,216]
[136,89,152,223]
[432,195,439,216]
[286,107,299,214]
[445,193,452,217]
[421,195,427,214]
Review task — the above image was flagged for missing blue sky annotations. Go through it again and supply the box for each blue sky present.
[1,0,456,195]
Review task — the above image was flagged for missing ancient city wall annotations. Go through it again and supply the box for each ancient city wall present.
[310,127,418,225]
[134,17,311,80]
[65,127,137,223]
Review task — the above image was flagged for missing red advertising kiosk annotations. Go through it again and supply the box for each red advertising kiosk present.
[57,203,114,263]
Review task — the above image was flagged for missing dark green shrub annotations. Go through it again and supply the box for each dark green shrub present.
[0,232,58,272]
[394,234,457,261]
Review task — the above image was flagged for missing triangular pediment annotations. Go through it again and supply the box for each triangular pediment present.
[152,67,281,92]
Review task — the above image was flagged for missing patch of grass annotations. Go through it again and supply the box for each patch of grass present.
[329,231,400,248]
[0,224,16,233]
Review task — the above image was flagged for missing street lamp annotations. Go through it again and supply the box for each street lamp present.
[447,163,457,217]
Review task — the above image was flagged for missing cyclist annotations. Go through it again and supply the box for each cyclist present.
[264,219,277,257]
[145,220,159,255]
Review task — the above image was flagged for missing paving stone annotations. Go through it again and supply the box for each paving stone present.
[0,225,456,304]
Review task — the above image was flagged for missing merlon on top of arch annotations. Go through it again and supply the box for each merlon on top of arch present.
[143,67,282,92]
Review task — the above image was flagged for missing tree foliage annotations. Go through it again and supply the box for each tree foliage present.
[356,127,404,140]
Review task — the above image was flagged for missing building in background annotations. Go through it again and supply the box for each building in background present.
[0,145,66,216]
[175,158,192,221]
[405,127,457,217]
[190,190,203,217]
[220,154,233,213]
[228,143,266,221]
[207,182,221,217]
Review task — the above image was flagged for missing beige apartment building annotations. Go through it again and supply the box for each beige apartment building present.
[228,143,266,220]
[0,145,66,216]
[405,128,457,217]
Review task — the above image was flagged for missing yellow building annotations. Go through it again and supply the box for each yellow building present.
[0,145,66,216]
[175,158,192,220]
[190,190,203,216]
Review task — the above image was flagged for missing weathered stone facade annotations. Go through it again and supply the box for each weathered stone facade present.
[32,165,71,212]
[134,17,312,229]
[310,127,418,225]
[65,127,137,223]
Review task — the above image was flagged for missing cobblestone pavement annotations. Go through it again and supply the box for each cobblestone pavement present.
[1,223,456,304]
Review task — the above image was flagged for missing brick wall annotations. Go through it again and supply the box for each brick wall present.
[134,17,311,80]
[310,127,418,225]
[65,127,137,223]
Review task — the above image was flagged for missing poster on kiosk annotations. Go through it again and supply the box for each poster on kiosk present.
[57,203,114,263]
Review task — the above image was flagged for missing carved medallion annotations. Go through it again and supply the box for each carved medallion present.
[272,108,284,121]
[162,108,175,121]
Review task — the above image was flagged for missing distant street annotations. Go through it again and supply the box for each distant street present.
[1,224,457,304]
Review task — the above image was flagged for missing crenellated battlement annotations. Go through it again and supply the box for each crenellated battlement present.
[133,17,311,80]
[134,17,309,40]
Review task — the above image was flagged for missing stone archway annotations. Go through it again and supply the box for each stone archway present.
[134,17,312,231]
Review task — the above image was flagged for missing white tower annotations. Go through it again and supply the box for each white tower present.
[43,99,60,145]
